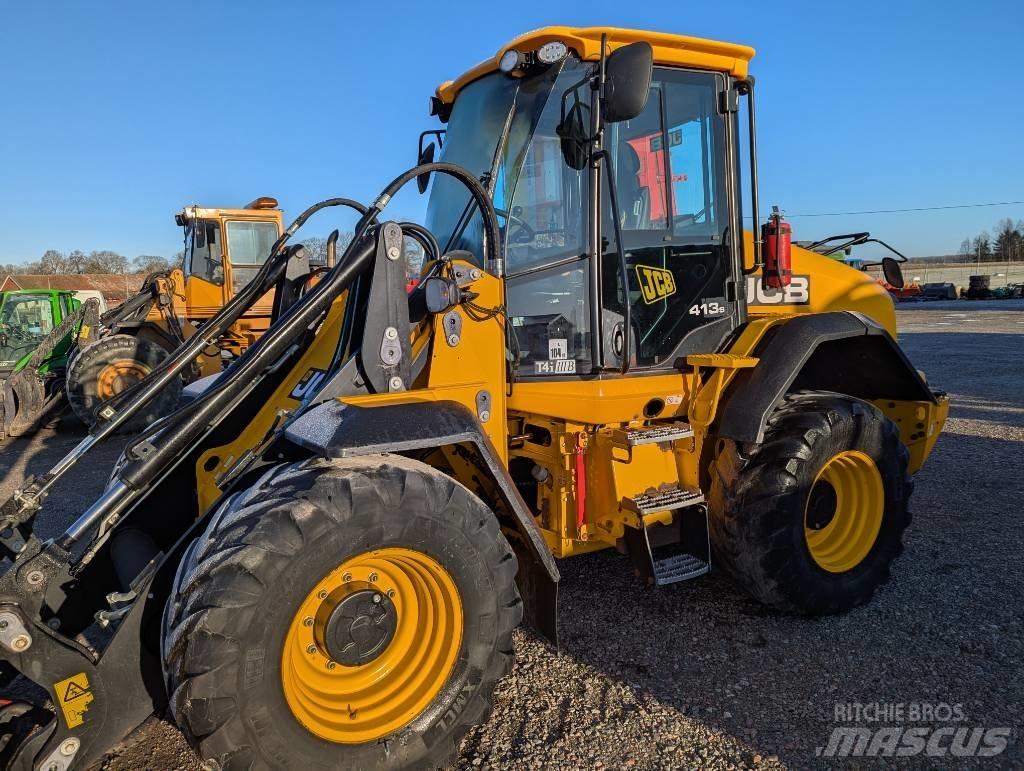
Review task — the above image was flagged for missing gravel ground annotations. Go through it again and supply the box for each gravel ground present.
[1,303,1021,769]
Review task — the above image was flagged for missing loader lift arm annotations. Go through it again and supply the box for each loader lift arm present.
[0,163,544,771]
[0,199,368,563]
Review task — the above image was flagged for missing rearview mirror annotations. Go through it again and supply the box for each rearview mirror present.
[882,257,905,289]
[556,101,590,171]
[416,142,436,194]
[603,42,653,123]
[416,130,445,194]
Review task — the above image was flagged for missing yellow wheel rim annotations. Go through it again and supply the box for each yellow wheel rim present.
[281,547,463,744]
[804,450,885,573]
[96,359,151,399]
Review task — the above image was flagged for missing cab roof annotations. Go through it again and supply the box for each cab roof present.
[436,26,755,105]
[177,200,283,223]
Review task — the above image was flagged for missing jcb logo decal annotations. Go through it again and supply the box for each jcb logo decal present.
[635,265,677,304]
[289,368,326,401]
[747,275,811,305]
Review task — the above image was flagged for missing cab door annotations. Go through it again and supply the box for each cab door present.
[183,218,227,322]
[600,67,741,368]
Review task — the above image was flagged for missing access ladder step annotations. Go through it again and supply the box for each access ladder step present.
[622,485,705,516]
[652,552,710,585]
[615,421,694,446]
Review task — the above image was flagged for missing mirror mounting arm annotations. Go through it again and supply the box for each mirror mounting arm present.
[737,79,763,279]
[593,148,631,375]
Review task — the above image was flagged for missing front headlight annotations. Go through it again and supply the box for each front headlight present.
[536,41,568,65]
[499,49,521,73]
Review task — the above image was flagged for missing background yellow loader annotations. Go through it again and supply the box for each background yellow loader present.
[0,26,946,771]
[64,197,284,430]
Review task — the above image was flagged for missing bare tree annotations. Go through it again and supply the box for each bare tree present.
[299,237,328,264]
[971,232,992,262]
[37,250,69,274]
[133,255,173,274]
[993,218,1020,262]
[66,250,87,274]
[82,250,129,274]
[300,233,353,265]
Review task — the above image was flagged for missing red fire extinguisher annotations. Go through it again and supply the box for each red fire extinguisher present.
[761,206,792,289]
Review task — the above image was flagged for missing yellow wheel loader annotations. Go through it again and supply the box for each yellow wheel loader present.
[0,27,947,770]
[65,198,284,432]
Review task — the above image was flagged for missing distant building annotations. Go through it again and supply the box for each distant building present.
[0,273,147,305]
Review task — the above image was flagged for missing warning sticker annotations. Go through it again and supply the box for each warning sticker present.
[548,338,568,360]
[54,672,94,728]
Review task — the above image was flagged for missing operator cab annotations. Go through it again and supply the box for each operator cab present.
[424,29,753,377]
[0,293,61,370]
[177,197,284,297]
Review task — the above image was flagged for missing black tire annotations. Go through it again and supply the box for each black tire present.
[162,455,521,771]
[708,391,912,615]
[66,334,180,432]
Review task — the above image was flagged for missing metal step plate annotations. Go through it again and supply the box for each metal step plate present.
[652,553,710,585]
[619,421,694,446]
[623,486,705,516]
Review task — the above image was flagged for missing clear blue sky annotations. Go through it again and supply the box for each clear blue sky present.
[1,0,1021,263]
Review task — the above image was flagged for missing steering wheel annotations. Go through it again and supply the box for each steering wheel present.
[673,208,707,233]
[494,206,536,245]
[0,323,34,346]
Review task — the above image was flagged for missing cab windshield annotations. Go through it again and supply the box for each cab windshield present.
[426,57,596,372]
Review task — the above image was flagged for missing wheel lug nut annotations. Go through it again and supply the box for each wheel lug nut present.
[303,616,314,627]
[326,660,336,670]
[317,590,328,600]
[342,572,352,582]
[306,644,317,655]
[386,589,395,598]
[368,573,378,583]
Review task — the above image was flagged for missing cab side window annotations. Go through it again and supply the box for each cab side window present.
[226,220,279,294]
[187,220,224,285]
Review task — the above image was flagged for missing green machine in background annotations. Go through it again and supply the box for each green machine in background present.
[0,289,99,437]
[0,290,80,383]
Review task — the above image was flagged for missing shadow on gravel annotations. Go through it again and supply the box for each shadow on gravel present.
[0,420,86,492]
[947,397,1024,425]
[546,548,820,764]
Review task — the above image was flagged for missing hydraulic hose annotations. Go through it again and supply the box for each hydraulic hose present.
[398,221,441,264]
[62,164,497,551]
[371,162,502,269]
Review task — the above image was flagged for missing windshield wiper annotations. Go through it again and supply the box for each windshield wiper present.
[442,98,520,273]
[443,170,494,255]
